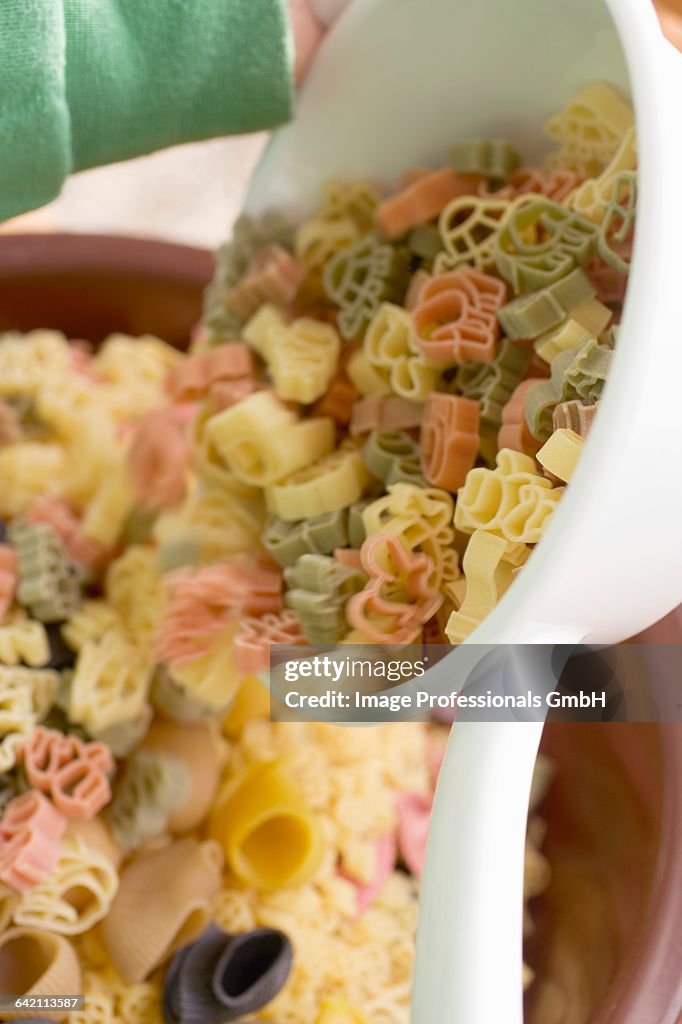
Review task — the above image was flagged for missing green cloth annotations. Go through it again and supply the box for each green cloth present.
[0,0,294,221]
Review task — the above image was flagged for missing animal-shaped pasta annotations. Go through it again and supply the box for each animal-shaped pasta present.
[20,726,113,820]
[68,628,153,737]
[323,235,411,340]
[412,268,506,365]
[446,531,528,643]
[347,533,441,644]
[0,790,67,893]
[266,443,369,522]
[455,449,564,544]
[13,835,119,934]
[204,390,335,487]
[362,483,458,590]
[284,554,366,644]
[363,303,439,401]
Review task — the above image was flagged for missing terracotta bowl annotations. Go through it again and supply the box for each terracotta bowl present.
[0,233,679,1023]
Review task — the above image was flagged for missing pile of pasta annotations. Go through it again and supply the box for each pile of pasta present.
[0,80,635,1022]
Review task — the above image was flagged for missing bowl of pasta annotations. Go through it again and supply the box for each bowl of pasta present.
[0,230,679,1024]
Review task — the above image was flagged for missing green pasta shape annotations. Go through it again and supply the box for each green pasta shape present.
[108,748,189,851]
[9,520,82,623]
[450,138,521,180]
[284,554,366,644]
[454,339,531,464]
[497,268,596,340]
[203,210,294,342]
[323,234,411,340]
[362,430,426,487]
[525,338,612,441]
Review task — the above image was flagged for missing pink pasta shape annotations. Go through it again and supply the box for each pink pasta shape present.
[0,790,67,892]
[412,268,506,365]
[226,245,303,319]
[157,557,284,665]
[234,610,308,674]
[167,344,254,403]
[127,406,191,510]
[0,544,18,620]
[346,533,441,644]
[20,726,113,820]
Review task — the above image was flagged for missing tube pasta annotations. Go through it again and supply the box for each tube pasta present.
[209,760,325,891]
[0,927,81,1021]
[101,837,223,982]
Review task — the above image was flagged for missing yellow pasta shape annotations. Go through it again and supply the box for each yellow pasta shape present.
[346,348,392,397]
[267,319,341,404]
[116,981,164,1024]
[536,428,584,483]
[544,82,634,176]
[0,669,35,771]
[192,403,265,499]
[567,125,637,223]
[446,531,527,644]
[265,443,369,521]
[105,546,165,651]
[362,483,459,588]
[0,665,59,738]
[61,600,121,652]
[455,449,564,544]
[295,216,360,272]
[69,993,115,1024]
[321,179,381,228]
[534,297,612,363]
[14,836,119,935]
[212,886,257,934]
[59,424,120,507]
[364,303,439,402]
[0,443,65,517]
[169,627,243,713]
[93,334,182,418]
[204,390,335,487]
[95,333,181,381]
[81,461,135,547]
[242,303,289,359]
[0,612,50,667]
[0,330,72,399]
[154,484,265,565]
[68,627,153,735]
[209,759,325,890]
[34,367,112,444]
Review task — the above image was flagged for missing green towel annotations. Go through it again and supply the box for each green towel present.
[0,0,294,221]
